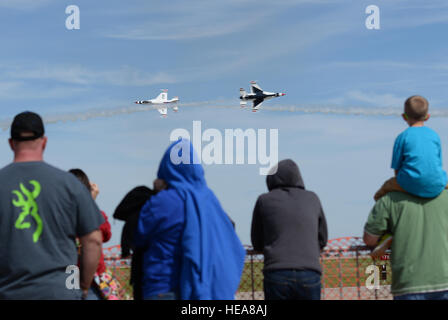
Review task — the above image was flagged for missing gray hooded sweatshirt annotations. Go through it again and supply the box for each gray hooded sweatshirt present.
[251,159,328,274]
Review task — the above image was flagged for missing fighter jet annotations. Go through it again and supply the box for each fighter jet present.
[239,81,285,112]
[135,89,179,117]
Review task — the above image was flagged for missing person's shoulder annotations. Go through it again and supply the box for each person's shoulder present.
[301,189,325,210]
[406,126,439,138]
[396,127,410,137]
[423,126,442,139]
[0,161,68,180]
[385,191,443,207]
[253,192,270,210]
[395,127,414,141]
[43,165,91,197]
[257,191,271,202]
[139,189,184,220]
[0,162,14,177]
[304,188,320,199]
[257,188,290,204]
[149,189,184,210]
[154,188,182,200]
[34,162,74,179]
[260,187,321,204]
[376,193,395,206]
[395,127,429,146]
[45,164,86,188]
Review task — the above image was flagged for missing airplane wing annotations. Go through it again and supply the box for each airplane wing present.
[252,98,264,111]
[157,106,168,117]
[250,81,263,94]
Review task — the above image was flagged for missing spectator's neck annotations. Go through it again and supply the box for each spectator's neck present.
[408,120,425,127]
[13,151,44,163]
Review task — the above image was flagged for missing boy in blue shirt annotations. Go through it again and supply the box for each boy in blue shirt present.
[374,95,448,201]
[371,96,448,259]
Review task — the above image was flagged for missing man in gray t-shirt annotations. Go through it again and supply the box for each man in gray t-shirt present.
[0,112,104,299]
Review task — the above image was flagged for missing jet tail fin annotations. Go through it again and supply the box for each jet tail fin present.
[240,88,247,97]
[250,81,263,94]
[155,89,168,102]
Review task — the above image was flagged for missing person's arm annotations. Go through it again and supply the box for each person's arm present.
[90,182,100,200]
[318,205,328,251]
[134,196,162,249]
[250,198,264,253]
[99,211,112,243]
[79,229,102,298]
[363,231,380,247]
[363,198,391,248]
[71,175,105,298]
[121,221,132,258]
[391,134,404,172]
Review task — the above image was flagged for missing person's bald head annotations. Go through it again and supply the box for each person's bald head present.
[9,134,47,162]
[9,134,47,152]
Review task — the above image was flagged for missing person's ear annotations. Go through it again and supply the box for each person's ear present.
[8,138,14,151]
[41,136,48,151]
[402,113,408,122]
[425,114,430,121]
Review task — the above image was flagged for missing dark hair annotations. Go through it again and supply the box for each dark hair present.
[404,95,429,121]
[69,168,91,192]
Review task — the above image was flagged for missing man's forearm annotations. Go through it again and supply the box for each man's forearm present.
[79,230,102,293]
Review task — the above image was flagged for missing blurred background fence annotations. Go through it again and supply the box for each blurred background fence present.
[103,236,392,300]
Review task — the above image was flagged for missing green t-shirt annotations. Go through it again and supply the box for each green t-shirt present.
[364,191,448,296]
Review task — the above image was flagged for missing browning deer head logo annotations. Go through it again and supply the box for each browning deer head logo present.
[12,180,43,243]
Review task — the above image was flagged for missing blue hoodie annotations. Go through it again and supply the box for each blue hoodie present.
[135,139,246,299]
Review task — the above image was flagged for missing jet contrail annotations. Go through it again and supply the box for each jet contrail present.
[261,104,403,116]
[0,101,226,131]
[1,102,448,131]
[0,104,157,131]
[218,103,448,118]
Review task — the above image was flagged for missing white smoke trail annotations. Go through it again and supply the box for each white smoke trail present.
[259,104,448,117]
[1,101,448,131]
[0,101,224,131]
[0,104,166,131]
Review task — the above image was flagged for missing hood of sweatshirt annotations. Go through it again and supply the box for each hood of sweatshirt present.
[266,159,305,191]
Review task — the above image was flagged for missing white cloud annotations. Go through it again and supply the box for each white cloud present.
[1,64,179,87]
[107,11,270,41]
[0,80,89,103]
[106,14,268,40]
[102,0,327,41]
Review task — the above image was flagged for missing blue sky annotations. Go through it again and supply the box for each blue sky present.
[1,0,448,246]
